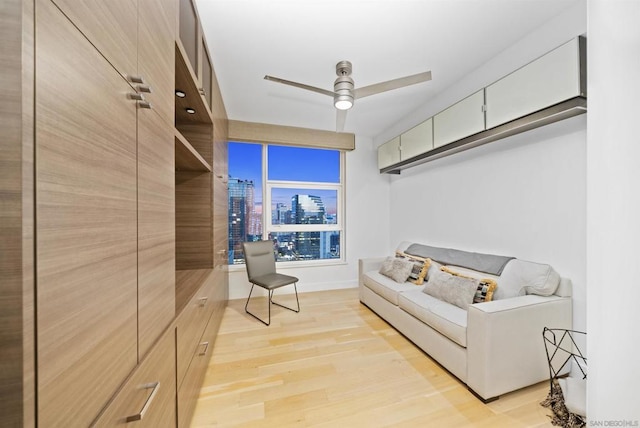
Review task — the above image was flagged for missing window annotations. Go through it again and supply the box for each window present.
[228,142,344,264]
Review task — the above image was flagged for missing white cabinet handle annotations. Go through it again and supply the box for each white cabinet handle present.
[138,101,152,109]
[129,93,144,101]
[125,381,160,422]
[198,297,208,307]
[138,85,152,93]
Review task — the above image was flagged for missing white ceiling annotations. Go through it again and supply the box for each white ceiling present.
[195,0,582,139]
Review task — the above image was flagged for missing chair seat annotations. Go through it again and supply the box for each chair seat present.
[251,273,299,289]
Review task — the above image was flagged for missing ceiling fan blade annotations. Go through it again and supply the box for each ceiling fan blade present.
[264,75,336,97]
[353,71,432,99]
[336,109,348,132]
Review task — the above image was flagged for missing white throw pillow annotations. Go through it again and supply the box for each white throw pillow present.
[498,259,560,299]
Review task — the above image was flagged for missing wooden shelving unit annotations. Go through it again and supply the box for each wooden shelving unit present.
[175,128,212,172]
[175,40,212,125]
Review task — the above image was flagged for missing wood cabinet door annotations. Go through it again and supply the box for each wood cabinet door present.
[92,327,176,427]
[138,0,177,124]
[213,173,229,270]
[35,1,138,426]
[137,108,176,359]
[50,0,138,80]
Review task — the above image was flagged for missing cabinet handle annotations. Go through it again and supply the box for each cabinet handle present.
[198,297,208,307]
[138,100,152,109]
[198,87,206,96]
[128,93,145,101]
[138,85,152,93]
[129,75,145,84]
[125,381,160,422]
[198,341,209,356]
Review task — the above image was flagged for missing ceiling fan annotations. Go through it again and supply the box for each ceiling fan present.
[264,60,432,132]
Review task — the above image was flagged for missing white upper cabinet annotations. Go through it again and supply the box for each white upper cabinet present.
[378,136,400,169]
[434,90,485,148]
[400,118,433,161]
[485,38,583,129]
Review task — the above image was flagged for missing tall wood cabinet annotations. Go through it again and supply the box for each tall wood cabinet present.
[1,0,229,426]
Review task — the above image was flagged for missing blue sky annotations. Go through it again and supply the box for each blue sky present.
[228,142,340,212]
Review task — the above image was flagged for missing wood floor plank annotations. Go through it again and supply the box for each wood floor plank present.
[191,288,554,427]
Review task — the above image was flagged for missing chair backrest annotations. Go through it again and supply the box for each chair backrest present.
[243,240,277,281]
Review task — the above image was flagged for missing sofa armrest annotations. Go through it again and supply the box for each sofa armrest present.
[358,257,387,285]
[358,257,387,303]
[466,295,572,400]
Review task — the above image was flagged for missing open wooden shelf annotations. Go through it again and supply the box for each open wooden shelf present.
[175,128,212,172]
[175,40,212,125]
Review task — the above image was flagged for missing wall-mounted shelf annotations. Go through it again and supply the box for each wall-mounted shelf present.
[175,128,212,172]
[381,96,586,174]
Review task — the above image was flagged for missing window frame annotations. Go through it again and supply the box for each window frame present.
[228,142,346,267]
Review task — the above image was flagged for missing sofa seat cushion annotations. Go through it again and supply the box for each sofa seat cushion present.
[398,289,468,347]
[363,271,420,305]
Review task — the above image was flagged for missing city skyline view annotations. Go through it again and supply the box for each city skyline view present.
[228,142,342,264]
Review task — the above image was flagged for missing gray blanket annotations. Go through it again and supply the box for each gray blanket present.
[405,243,514,276]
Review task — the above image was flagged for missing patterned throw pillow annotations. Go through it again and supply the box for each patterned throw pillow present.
[379,256,415,283]
[441,266,498,303]
[422,268,478,310]
[395,251,431,285]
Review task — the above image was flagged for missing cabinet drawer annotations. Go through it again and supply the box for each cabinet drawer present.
[176,275,216,386]
[92,328,176,427]
[177,311,218,428]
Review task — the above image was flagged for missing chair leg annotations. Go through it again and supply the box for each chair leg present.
[245,283,271,326]
[270,282,300,314]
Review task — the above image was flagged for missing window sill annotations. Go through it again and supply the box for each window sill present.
[228,258,347,273]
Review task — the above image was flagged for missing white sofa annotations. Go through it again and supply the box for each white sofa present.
[358,241,572,401]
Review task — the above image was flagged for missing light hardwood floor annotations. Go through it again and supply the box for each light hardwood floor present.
[191,288,554,427]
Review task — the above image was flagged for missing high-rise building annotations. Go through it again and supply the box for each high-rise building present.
[291,194,325,259]
[228,177,256,263]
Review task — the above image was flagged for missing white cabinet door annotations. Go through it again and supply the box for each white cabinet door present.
[400,118,433,161]
[485,38,582,129]
[433,90,485,148]
[378,136,400,169]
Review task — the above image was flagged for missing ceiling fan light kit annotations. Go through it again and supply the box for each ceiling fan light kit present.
[264,59,431,131]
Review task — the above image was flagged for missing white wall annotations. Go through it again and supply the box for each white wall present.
[388,116,586,330]
[227,134,391,299]
[587,0,640,422]
[377,2,587,333]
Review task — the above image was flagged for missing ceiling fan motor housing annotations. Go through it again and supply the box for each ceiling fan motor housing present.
[334,60,354,109]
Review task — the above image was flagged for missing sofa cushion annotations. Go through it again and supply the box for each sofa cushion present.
[379,256,414,283]
[395,251,431,285]
[441,266,498,303]
[363,271,418,305]
[398,289,468,347]
[422,268,477,310]
[498,259,560,299]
